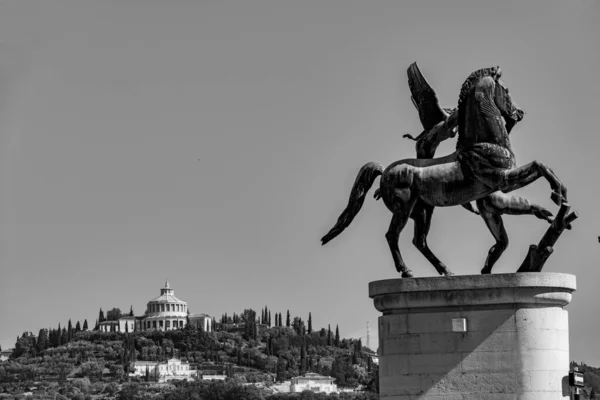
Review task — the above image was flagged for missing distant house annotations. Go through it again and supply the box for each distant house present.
[363,351,379,365]
[130,358,194,381]
[200,374,227,381]
[99,316,135,333]
[0,350,12,362]
[290,373,338,393]
[188,313,212,332]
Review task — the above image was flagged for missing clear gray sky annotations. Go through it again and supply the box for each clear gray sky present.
[1,0,599,363]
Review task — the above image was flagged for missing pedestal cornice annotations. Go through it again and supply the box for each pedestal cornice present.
[369,272,576,313]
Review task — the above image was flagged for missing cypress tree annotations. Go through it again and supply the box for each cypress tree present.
[61,327,68,345]
[308,313,312,334]
[276,356,286,382]
[67,320,73,342]
[37,329,48,352]
[268,311,271,327]
[300,341,307,374]
[57,324,62,347]
[99,308,105,323]
[75,321,81,332]
[327,325,331,346]
[335,325,340,347]
[83,320,88,331]
[286,310,290,327]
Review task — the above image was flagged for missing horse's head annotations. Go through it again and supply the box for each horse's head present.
[457,66,525,143]
[491,68,524,133]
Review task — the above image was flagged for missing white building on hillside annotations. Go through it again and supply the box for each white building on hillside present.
[138,281,189,331]
[188,313,212,332]
[96,281,212,333]
[130,358,194,381]
[0,350,12,362]
[99,316,135,333]
[290,373,338,393]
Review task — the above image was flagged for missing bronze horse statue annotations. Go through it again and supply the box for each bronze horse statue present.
[321,66,567,278]
[376,62,555,275]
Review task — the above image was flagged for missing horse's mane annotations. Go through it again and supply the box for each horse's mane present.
[456,66,501,147]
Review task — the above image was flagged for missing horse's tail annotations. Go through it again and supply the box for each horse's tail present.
[321,162,384,245]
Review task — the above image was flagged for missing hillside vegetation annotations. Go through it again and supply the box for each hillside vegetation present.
[0,308,378,400]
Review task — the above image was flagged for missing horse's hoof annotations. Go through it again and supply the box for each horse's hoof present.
[480,268,491,275]
[534,208,553,222]
[401,269,414,278]
[438,265,454,276]
[550,191,562,206]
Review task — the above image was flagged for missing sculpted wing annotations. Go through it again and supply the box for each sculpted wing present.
[407,62,449,131]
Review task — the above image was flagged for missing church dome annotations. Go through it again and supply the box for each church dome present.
[143,281,189,330]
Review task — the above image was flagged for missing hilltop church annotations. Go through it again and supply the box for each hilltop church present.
[98,281,212,333]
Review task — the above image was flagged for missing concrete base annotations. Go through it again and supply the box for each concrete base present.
[369,273,576,400]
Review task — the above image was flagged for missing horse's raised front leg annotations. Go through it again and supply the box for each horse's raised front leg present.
[411,202,454,276]
[386,210,415,278]
[477,198,509,275]
[500,161,567,206]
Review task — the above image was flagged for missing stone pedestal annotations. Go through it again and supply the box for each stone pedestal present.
[369,273,576,400]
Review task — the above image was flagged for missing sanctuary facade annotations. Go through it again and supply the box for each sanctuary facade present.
[101,281,212,333]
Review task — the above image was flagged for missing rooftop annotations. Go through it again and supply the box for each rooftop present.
[149,293,187,304]
[148,281,187,304]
